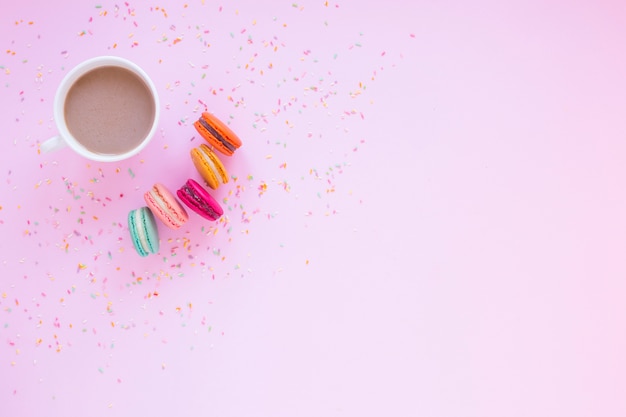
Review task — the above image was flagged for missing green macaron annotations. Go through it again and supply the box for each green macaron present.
[128,206,160,257]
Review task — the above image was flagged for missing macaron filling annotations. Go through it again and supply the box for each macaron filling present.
[198,117,236,153]
[138,210,153,253]
[199,146,220,178]
[180,183,221,219]
[199,145,228,183]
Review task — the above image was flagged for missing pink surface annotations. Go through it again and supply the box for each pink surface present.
[2,1,626,416]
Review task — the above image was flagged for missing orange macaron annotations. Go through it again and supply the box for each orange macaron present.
[193,112,242,156]
[190,144,229,190]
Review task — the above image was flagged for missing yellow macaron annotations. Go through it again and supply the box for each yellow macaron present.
[190,143,229,189]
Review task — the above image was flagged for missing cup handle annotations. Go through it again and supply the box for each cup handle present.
[40,135,67,153]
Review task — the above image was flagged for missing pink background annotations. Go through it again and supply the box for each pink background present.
[2,1,626,416]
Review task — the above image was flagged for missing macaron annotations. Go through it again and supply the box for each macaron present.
[128,207,160,257]
[144,183,189,229]
[190,143,229,190]
[176,178,224,221]
[193,112,242,156]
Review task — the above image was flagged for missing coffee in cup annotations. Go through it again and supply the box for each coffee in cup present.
[42,56,160,162]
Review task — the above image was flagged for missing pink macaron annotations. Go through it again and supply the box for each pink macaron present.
[144,183,189,229]
[176,179,223,221]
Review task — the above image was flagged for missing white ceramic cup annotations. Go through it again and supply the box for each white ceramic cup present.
[41,56,160,162]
